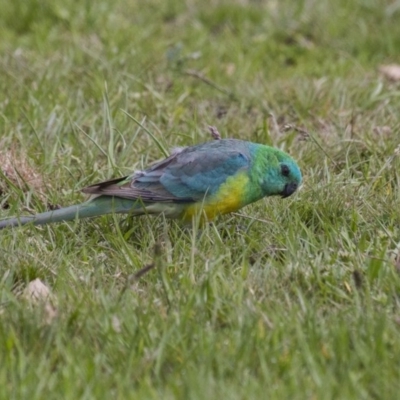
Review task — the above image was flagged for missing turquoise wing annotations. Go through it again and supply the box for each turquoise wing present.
[82,140,252,202]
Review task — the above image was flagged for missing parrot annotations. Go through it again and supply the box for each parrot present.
[0,139,302,229]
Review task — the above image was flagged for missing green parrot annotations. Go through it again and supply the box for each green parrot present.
[0,139,301,229]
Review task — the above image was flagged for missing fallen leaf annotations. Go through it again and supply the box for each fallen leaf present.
[394,253,400,274]
[22,278,58,324]
[23,278,51,303]
[112,315,121,333]
[379,64,400,81]
[44,302,58,324]
[373,126,392,136]
[0,144,47,207]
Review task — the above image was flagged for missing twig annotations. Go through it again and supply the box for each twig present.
[208,125,221,140]
[132,263,156,279]
[283,124,338,168]
[184,69,238,101]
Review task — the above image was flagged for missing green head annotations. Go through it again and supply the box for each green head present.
[253,146,302,198]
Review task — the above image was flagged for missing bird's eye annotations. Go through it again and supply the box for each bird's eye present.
[281,164,290,177]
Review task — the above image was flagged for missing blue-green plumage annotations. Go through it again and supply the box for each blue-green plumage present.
[0,139,302,229]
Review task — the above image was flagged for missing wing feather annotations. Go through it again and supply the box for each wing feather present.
[81,140,251,203]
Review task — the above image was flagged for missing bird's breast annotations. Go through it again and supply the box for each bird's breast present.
[181,172,251,221]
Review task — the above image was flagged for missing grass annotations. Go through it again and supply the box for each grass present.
[1,0,400,398]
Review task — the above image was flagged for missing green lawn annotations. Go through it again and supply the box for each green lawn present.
[1,0,400,398]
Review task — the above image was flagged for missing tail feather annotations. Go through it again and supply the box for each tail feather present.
[0,196,141,230]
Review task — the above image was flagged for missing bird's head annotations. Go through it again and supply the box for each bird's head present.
[259,149,302,198]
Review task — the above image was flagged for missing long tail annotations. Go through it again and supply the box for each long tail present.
[0,196,141,230]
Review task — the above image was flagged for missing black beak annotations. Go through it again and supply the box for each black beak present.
[281,182,298,198]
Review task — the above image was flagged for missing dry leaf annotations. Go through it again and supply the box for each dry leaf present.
[343,281,352,294]
[0,145,47,205]
[44,302,58,324]
[22,278,58,324]
[379,64,400,81]
[394,253,400,274]
[111,315,121,333]
[225,63,236,76]
[373,126,392,136]
[23,278,51,303]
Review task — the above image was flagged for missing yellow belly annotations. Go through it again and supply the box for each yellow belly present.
[182,172,249,222]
